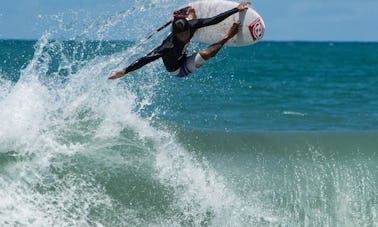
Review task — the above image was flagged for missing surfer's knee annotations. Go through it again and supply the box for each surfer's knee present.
[187,53,206,71]
[169,53,206,77]
[199,50,213,60]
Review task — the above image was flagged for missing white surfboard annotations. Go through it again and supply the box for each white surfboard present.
[186,0,265,46]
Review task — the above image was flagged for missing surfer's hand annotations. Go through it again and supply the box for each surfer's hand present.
[108,69,126,80]
[237,1,250,12]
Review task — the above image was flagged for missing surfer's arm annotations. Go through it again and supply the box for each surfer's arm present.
[124,50,163,74]
[192,8,238,28]
[191,1,249,29]
[108,48,164,80]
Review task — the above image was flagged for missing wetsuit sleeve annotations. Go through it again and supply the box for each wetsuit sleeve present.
[191,7,239,29]
[124,45,165,74]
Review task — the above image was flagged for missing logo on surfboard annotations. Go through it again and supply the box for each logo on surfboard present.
[248,18,264,41]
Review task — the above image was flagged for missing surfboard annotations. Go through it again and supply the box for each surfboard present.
[183,0,265,46]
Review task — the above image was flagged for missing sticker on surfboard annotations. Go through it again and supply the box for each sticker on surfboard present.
[248,17,265,41]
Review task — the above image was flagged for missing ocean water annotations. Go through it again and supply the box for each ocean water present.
[1,2,378,226]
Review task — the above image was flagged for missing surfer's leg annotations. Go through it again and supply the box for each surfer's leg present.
[185,53,206,74]
[199,22,239,60]
[169,53,206,77]
[171,23,239,77]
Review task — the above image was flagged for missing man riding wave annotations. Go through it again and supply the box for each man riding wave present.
[109,1,249,79]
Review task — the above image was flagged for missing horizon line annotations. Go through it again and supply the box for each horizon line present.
[1,38,378,43]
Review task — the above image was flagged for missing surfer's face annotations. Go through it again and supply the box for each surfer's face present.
[175,29,190,43]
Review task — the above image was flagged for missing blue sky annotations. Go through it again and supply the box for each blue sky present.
[0,0,377,41]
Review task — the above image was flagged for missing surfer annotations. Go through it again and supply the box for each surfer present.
[108,1,250,79]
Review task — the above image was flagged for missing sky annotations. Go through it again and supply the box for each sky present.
[0,0,377,41]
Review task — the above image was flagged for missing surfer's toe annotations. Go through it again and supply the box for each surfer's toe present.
[187,7,197,19]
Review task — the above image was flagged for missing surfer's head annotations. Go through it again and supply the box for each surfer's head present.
[172,19,189,34]
[172,19,190,42]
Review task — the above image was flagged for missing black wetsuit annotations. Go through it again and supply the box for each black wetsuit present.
[123,7,239,74]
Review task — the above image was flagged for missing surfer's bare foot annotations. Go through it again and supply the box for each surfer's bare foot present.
[187,7,197,20]
[223,22,239,41]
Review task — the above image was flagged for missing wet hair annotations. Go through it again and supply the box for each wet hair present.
[172,19,189,34]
